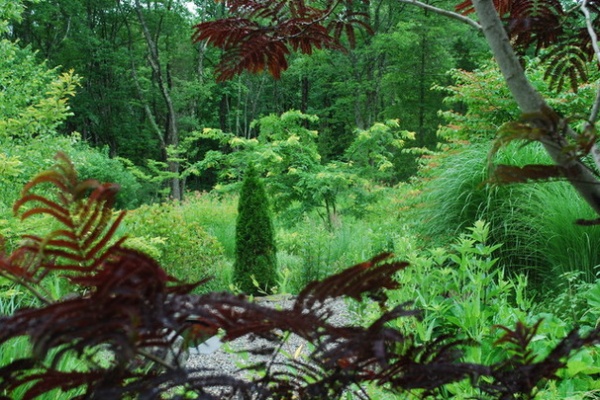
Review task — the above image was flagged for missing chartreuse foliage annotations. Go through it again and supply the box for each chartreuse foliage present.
[195,110,415,226]
[233,164,277,294]
[0,0,25,33]
[345,119,421,185]
[0,30,80,200]
[0,4,146,255]
[196,110,364,224]
[0,41,79,140]
[121,200,228,294]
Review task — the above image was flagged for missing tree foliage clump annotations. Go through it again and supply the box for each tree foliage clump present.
[233,164,278,294]
[195,111,418,226]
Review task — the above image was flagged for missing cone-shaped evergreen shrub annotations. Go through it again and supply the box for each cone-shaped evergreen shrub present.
[233,164,277,294]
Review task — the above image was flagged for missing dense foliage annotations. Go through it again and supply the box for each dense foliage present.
[122,201,228,294]
[1,154,600,399]
[6,0,484,199]
[4,0,600,398]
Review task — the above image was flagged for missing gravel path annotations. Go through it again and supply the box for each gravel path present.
[185,294,356,380]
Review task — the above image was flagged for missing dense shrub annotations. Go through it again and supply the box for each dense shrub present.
[178,191,238,260]
[122,201,229,293]
[233,164,278,294]
[361,221,600,398]
[69,145,148,209]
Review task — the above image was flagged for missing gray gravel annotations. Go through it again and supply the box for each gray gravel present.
[185,294,356,380]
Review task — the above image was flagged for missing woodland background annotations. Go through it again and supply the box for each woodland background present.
[3,0,600,398]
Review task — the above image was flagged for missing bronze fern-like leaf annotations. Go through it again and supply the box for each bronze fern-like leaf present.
[12,152,125,274]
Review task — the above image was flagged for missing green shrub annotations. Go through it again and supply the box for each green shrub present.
[385,221,530,349]
[363,221,600,398]
[233,165,277,294]
[69,145,148,209]
[122,201,229,293]
[179,191,238,260]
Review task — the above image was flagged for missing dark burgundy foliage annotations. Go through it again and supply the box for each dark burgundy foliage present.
[487,106,600,191]
[490,164,567,184]
[194,0,600,92]
[192,0,372,81]
[457,0,600,92]
[1,153,600,399]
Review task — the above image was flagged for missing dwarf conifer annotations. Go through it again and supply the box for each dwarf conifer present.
[233,164,277,294]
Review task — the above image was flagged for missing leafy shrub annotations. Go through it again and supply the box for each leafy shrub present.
[122,201,229,294]
[384,221,530,349]
[179,191,238,260]
[0,39,79,140]
[367,221,600,398]
[69,145,147,209]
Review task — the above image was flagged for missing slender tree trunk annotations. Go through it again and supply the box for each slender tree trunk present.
[301,76,309,114]
[219,91,229,131]
[417,33,427,146]
[134,0,182,200]
[472,0,600,215]
[236,75,243,137]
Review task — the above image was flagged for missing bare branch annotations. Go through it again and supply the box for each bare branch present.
[581,0,600,124]
[570,0,600,174]
[397,0,482,31]
[471,0,600,216]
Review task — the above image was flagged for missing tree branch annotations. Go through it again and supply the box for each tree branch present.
[580,0,600,176]
[396,0,482,31]
[582,0,600,124]
[471,0,600,216]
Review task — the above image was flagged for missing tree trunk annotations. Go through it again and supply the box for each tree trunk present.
[472,0,600,216]
[134,0,182,200]
[301,76,309,114]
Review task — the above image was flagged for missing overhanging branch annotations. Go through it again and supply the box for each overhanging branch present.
[397,0,482,31]
[471,0,600,216]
